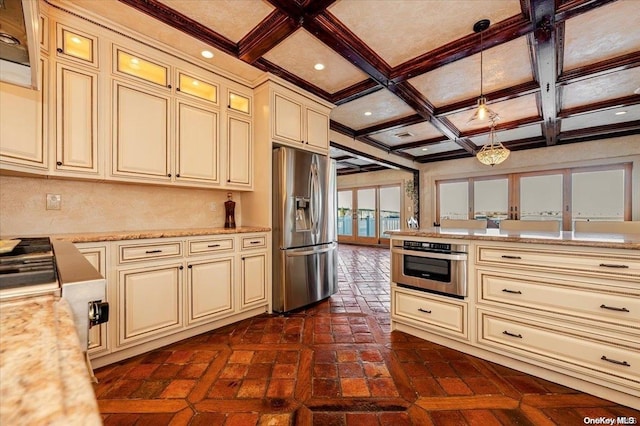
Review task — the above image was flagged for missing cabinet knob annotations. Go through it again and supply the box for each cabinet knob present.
[179,265,184,270]
[167,84,172,89]
[188,264,192,269]
[176,87,181,92]
[56,161,62,166]
[56,48,63,53]
[167,173,172,177]
[176,173,180,178]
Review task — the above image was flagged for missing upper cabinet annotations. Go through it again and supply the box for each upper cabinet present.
[56,24,98,68]
[257,80,332,154]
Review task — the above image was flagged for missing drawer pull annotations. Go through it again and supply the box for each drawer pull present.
[600,304,630,312]
[249,240,262,245]
[418,308,432,314]
[502,330,523,339]
[145,249,162,254]
[501,255,522,260]
[207,244,221,248]
[601,356,630,367]
[599,263,629,269]
[502,289,522,294]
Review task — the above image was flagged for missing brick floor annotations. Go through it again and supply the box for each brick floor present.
[94,244,639,425]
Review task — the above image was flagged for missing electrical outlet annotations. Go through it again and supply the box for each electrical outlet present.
[46,194,61,210]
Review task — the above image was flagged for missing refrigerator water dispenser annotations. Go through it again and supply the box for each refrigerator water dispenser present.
[295,196,310,231]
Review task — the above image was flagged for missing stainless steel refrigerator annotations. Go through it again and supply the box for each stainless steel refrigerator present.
[272,146,337,313]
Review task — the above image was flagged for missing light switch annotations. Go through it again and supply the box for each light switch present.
[46,194,61,210]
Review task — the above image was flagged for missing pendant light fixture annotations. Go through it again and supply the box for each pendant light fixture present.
[468,19,499,124]
[476,122,510,166]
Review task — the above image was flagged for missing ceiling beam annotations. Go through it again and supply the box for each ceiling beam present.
[238,11,299,63]
[354,114,426,137]
[436,81,541,116]
[529,0,559,146]
[559,95,640,118]
[559,51,640,84]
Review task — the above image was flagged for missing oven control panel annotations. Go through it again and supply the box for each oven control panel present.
[403,241,451,251]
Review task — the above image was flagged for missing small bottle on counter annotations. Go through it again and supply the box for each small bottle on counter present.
[224,192,236,229]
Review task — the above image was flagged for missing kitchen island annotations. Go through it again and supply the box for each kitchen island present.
[387,227,640,410]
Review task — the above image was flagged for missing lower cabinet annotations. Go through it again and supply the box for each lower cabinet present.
[117,262,184,346]
[91,232,270,365]
[76,243,109,356]
[187,256,234,324]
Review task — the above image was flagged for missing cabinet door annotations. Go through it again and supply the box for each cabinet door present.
[55,63,99,175]
[227,114,252,187]
[176,100,219,184]
[240,252,267,309]
[112,81,171,181]
[187,257,234,324]
[118,263,183,346]
[0,58,47,171]
[78,245,109,355]
[273,92,302,144]
[305,107,329,151]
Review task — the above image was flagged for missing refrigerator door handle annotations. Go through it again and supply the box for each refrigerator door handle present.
[310,162,321,236]
[284,242,337,257]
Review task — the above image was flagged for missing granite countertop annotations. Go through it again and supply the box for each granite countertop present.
[0,295,101,425]
[386,227,640,250]
[48,226,271,243]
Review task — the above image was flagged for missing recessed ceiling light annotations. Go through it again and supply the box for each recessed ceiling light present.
[201,50,214,59]
[314,63,325,70]
[421,148,429,151]
[364,111,372,116]
[615,111,627,115]
[0,32,20,46]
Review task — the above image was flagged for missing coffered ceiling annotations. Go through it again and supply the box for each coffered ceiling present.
[62,0,640,172]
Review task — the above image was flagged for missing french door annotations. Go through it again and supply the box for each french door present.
[337,185,401,245]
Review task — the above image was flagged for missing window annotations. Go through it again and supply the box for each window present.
[379,186,401,237]
[436,163,631,231]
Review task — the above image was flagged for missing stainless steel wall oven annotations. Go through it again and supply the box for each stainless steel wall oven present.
[391,240,468,298]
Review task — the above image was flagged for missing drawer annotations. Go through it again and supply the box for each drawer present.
[478,270,640,329]
[118,241,182,263]
[476,245,640,280]
[188,237,234,256]
[241,234,267,250]
[392,288,467,338]
[478,309,640,389]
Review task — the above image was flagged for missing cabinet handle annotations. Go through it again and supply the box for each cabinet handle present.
[145,249,162,254]
[599,263,629,269]
[418,308,432,314]
[249,241,262,245]
[501,255,522,260]
[56,48,63,53]
[56,161,62,166]
[502,330,522,339]
[600,356,630,367]
[208,244,221,248]
[502,289,522,294]
[600,304,630,312]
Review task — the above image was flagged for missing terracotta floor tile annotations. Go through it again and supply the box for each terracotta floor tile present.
[236,379,267,398]
[94,245,634,423]
[160,379,196,398]
[341,378,370,397]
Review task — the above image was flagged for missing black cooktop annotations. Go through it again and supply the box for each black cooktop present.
[0,237,57,289]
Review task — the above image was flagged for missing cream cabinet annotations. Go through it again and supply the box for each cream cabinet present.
[53,62,100,176]
[0,58,48,174]
[76,243,109,356]
[111,79,172,182]
[240,252,267,310]
[226,114,252,188]
[262,81,332,154]
[117,261,184,347]
[186,256,234,325]
[176,99,219,184]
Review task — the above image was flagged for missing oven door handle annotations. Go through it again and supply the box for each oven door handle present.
[391,248,468,261]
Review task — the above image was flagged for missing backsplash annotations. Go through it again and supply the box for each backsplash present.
[0,176,240,236]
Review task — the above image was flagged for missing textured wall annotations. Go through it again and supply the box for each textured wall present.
[0,177,240,237]
[419,135,640,227]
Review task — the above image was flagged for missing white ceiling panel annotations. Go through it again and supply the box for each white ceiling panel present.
[401,141,464,157]
[330,89,416,130]
[561,67,640,110]
[369,121,443,146]
[561,105,640,132]
[470,124,542,146]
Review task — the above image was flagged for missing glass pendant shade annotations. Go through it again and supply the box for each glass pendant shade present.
[476,124,510,166]
[468,19,499,125]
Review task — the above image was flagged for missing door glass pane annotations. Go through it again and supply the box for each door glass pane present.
[337,190,353,236]
[573,169,625,222]
[117,50,167,86]
[379,186,401,236]
[178,73,217,103]
[62,29,93,62]
[474,179,508,226]
[357,188,376,238]
[229,92,250,113]
[439,181,468,221]
[520,174,563,224]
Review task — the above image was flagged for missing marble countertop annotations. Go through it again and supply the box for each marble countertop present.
[0,295,101,425]
[386,227,640,250]
[47,226,271,243]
